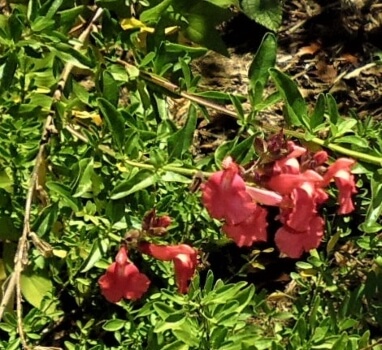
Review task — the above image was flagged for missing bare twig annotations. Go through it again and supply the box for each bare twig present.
[0,7,104,350]
[116,59,239,119]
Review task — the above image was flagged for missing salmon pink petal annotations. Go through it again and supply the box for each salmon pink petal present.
[287,141,307,158]
[246,186,283,206]
[315,188,329,204]
[99,246,150,303]
[139,243,197,293]
[273,157,301,175]
[313,151,329,165]
[286,183,316,232]
[222,206,268,247]
[267,171,323,195]
[139,242,196,261]
[174,253,198,293]
[322,158,355,186]
[201,167,256,225]
[334,170,356,214]
[122,264,151,300]
[275,216,324,258]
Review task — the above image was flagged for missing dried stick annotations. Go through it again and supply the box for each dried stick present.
[0,7,104,350]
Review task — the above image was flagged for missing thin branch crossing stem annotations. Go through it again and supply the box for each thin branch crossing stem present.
[116,59,382,166]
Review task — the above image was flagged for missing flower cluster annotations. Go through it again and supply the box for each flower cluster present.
[98,212,197,303]
[201,139,357,259]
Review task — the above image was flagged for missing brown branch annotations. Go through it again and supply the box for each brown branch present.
[116,58,241,120]
[0,7,104,350]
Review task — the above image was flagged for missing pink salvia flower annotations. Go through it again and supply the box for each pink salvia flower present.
[275,215,324,259]
[201,157,256,225]
[222,206,268,247]
[139,242,197,293]
[333,169,356,214]
[99,246,150,303]
[322,158,357,214]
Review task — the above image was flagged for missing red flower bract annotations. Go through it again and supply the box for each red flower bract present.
[98,246,150,303]
[139,242,197,293]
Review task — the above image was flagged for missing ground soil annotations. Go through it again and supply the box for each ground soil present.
[184,0,382,155]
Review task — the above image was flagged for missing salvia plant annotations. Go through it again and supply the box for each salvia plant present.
[0,0,382,349]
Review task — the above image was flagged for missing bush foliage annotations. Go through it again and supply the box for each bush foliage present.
[0,0,382,349]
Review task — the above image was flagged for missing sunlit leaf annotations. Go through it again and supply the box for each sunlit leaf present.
[111,170,158,199]
[168,104,197,159]
[241,0,282,31]
[248,33,277,105]
[80,238,109,273]
[20,271,53,310]
[97,97,125,151]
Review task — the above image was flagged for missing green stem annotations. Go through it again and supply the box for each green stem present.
[274,127,382,166]
[123,159,213,178]
[108,232,123,242]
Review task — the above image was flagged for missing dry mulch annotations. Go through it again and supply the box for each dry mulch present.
[175,0,382,155]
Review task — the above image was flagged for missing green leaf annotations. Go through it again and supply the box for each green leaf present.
[53,42,93,68]
[0,52,18,93]
[207,0,237,7]
[140,0,173,23]
[35,204,58,238]
[215,139,237,165]
[168,104,197,159]
[335,118,357,137]
[248,33,277,105]
[270,68,307,127]
[326,93,340,126]
[59,6,86,25]
[161,341,189,350]
[173,328,199,347]
[153,302,177,320]
[193,91,238,102]
[230,94,245,120]
[154,312,186,333]
[235,284,255,313]
[184,3,231,56]
[241,0,282,31]
[360,170,382,233]
[331,135,369,148]
[203,270,215,294]
[204,281,249,304]
[230,135,256,163]
[20,271,53,309]
[0,216,19,241]
[161,171,191,184]
[80,238,109,273]
[111,169,158,199]
[31,16,54,33]
[46,181,80,212]
[310,93,325,129]
[45,0,63,19]
[73,159,101,198]
[102,70,119,107]
[102,319,125,332]
[332,332,348,350]
[97,97,125,151]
